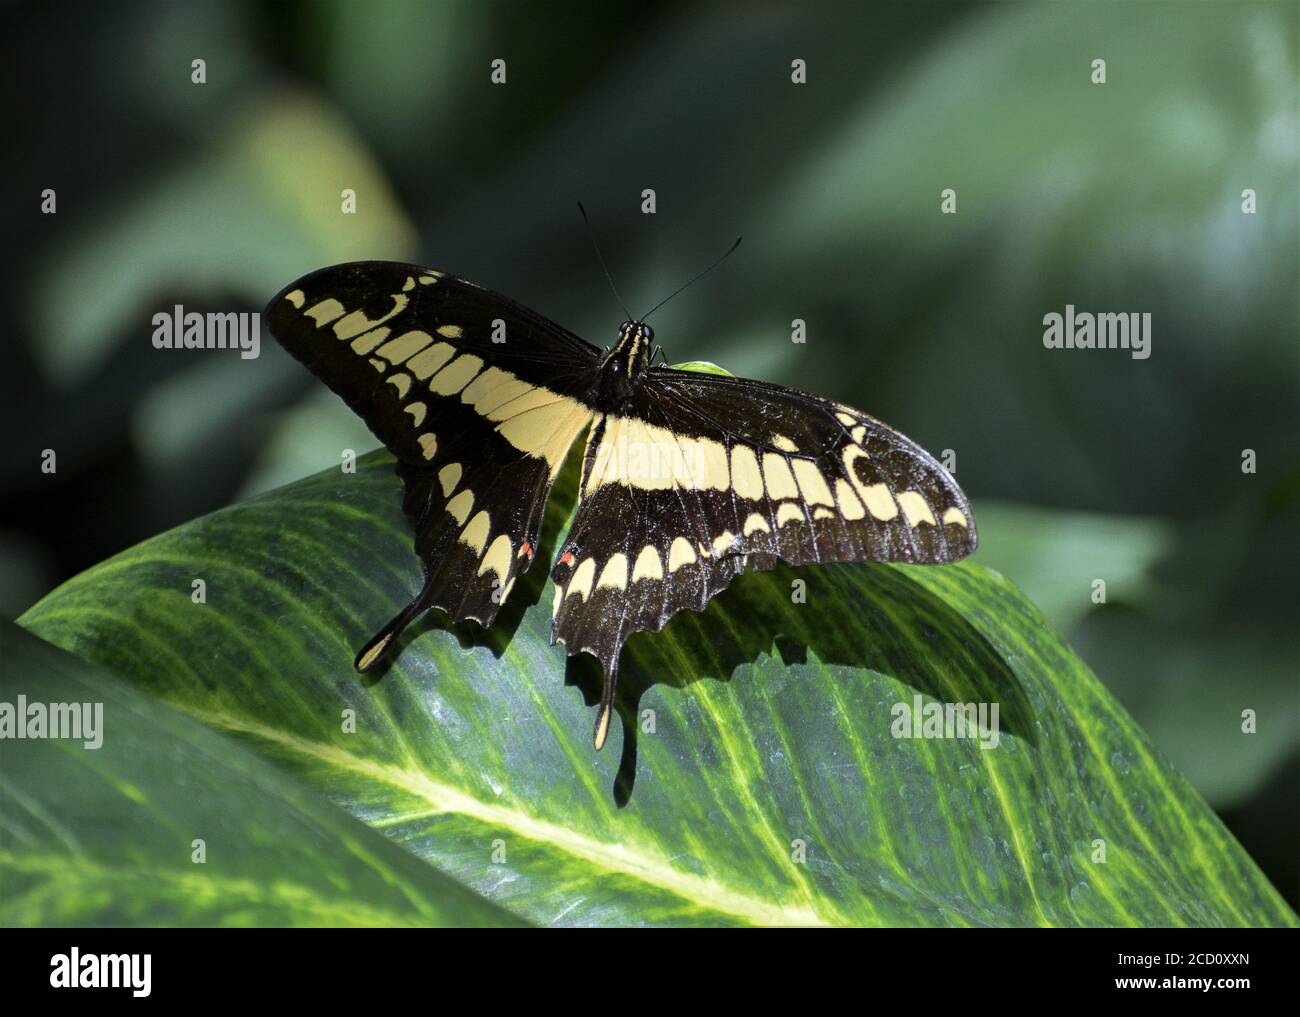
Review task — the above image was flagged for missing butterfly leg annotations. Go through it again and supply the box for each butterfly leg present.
[354,571,439,672]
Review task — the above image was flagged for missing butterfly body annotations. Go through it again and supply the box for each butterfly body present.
[267,261,977,749]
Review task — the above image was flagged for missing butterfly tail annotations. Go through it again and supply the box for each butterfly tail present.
[354,573,439,672]
[592,663,619,751]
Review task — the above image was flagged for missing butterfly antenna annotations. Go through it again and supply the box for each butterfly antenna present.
[577,202,633,321]
[641,236,743,321]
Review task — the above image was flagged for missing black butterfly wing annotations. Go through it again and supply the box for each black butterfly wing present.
[267,261,600,460]
[550,367,976,747]
[266,261,599,668]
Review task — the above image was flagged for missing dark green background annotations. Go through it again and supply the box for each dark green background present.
[1,1,1296,907]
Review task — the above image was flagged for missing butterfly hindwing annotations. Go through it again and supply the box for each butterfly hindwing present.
[550,367,976,745]
[265,261,598,665]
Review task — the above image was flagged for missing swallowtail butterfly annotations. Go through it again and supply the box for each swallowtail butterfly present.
[267,261,977,749]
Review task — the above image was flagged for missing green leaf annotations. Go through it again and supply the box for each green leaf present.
[667,360,733,377]
[0,621,524,928]
[973,502,1297,810]
[19,454,1295,928]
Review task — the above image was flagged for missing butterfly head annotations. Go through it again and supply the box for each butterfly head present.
[617,320,654,348]
[600,320,655,405]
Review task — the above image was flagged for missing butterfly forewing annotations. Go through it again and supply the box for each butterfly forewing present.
[266,262,599,664]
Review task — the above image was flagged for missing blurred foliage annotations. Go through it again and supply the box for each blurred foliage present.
[0,0,1295,906]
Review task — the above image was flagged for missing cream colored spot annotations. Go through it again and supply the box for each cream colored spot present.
[460,511,491,555]
[835,411,857,426]
[851,426,867,445]
[418,272,443,285]
[835,479,866,520]
[368,358,386,372]
[402,276,415,292]
[743,512,770,536]
[482,383,553,420]
[763,454,799,500]
[385,373,411,399]
[813,507,836,521]
[776,503,804,527]
[861,483,899,521]
[428,354,483,396]
[438,462,462,497]
[462,368,533,415]
[594,705,612,751]
[632,545,663,582]
[437,324,464,339]
[712,531,736,556]
[730,446,763,500]
[495,393,592,474]
[333,293,409,340]
[942,506,969,528]
[897,491,937,527]
[668,536,696,572]
[376,330,433,364]
[792,459,835,506]
[304,298,345,326]
[585,416,729,494]
[355,631,396,672]
[596,553,629,591]
[446,489,474,524]
[478,534,513,582]
[350,327,391,354]
[772,434,798,453]
[552,584,565,617]
[284,289,305,309]
[568,559,596,601]
[843,445,894,518]
[695,439,732,492]
[404,401,427,427]
[406,341,455,380]
[417,432,438,460]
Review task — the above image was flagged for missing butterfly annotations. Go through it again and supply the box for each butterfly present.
[266,260,977,749]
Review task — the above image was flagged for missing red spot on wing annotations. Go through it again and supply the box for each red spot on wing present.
[557,551,575,568]
[521,540,534,559]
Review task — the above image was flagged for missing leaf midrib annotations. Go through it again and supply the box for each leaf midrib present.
[181,705,831,927]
